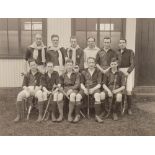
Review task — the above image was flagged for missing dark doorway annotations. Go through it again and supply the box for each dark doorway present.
[135,19,155,86]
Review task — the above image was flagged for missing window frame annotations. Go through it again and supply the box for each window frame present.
[71,18,126,48]
[0,18,47,59]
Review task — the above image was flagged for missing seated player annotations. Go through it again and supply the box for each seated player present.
[40,61,62,122]
[78,57,104,123]
[14,59,43,122]
[59,59,81,123]
[101,58,125,121]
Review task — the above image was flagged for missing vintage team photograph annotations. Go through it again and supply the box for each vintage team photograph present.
[0,18,155,136]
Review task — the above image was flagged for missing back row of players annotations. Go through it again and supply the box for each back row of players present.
[14,34,135,123]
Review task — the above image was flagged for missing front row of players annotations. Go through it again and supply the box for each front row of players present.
[14,57,126,123]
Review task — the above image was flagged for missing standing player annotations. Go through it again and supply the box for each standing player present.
[46,34,67,75]
[84,37,100,68]
[117,38,135,115]
[96,36,117,74]
[66,36,84,71]
[25,33,47,74]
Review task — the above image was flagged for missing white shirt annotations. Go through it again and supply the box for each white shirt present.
[84,46,100,68]
[88,68,95,76]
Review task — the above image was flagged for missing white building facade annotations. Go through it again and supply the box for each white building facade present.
[0,18,136,88]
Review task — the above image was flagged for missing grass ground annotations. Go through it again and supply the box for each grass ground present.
[0,96,155,136]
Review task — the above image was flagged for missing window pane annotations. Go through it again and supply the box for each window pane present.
[87,19,97,31]
[21,31,31,52]
[32,18,42,30]
[100,18,122,31]
[87,31,97,44]
[0,31,8,54]
[100,18,112,24]
[21,18,32,30]
[8,18,18,30]
[100,32,121,50]
[100,32,111,48]
[75,18,86,31]
[32,31,42,42]
[76,31,86,49]
[110,32,121,50]
[21,19,32,53]
[0,18,7,30]
[111,18,122,31]
[8,19,19,55]
[8,31,19,55]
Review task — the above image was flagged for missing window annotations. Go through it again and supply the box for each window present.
[71,18,126,49]
[0,18,47,58]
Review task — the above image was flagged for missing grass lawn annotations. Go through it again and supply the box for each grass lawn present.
[0,96,155,136]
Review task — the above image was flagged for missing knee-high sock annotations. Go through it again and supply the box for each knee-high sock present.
[75,101,81,116]
[68,101,75,117]
[108,97,113,111]
[16,101,23,118]
[113,101,121,113]
[122,94,125,105]
[57,101,64,117]
[94,102,101,116]
[38,101,44,117]
[51,101,57,114]
[127,95,132,109]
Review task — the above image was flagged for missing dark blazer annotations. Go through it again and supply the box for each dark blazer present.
[117,48,135,73]
[46,47,67,66]
[66,47,84,71]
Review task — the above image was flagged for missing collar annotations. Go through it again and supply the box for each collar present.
[69,45,80,51]
[109,68,119,74]
[85,46,100,51]
[87,67,97,72]
[48,46,61,51]
[119,48,127,53]
[64,70,75,75]
[46,71,54,76]
[88,68,95,74]
[103,47,111,52]
[29,41,46,49]
[29,70,39,76]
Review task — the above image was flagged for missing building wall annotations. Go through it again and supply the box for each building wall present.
[125,18,136,87]
[47,18,71,47]
[0,59,25,87]
[0,18,136,87]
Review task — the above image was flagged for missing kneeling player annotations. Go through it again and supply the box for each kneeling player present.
[60,59,81,123]
[78,57,103,123]
[101,58,125,121]
[41,61,62,122]
[14,59,43,122]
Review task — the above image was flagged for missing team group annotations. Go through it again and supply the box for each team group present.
[14,33,135,123]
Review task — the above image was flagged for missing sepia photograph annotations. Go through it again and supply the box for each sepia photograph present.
[0,18,154,136]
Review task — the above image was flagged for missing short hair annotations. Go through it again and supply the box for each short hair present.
[87,57,96,63]
[87,36,95,42]
[28,59,37,65]
[70,36,77,40]
[103,36,111,42]
[120,38,127,43]
[110,57,118,63]
[46,61,53,66]
[65,59,74,65]
[51,34,59,40]
[35,33,42,38]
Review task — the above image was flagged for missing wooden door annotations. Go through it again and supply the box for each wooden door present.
[136,19,155,86]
